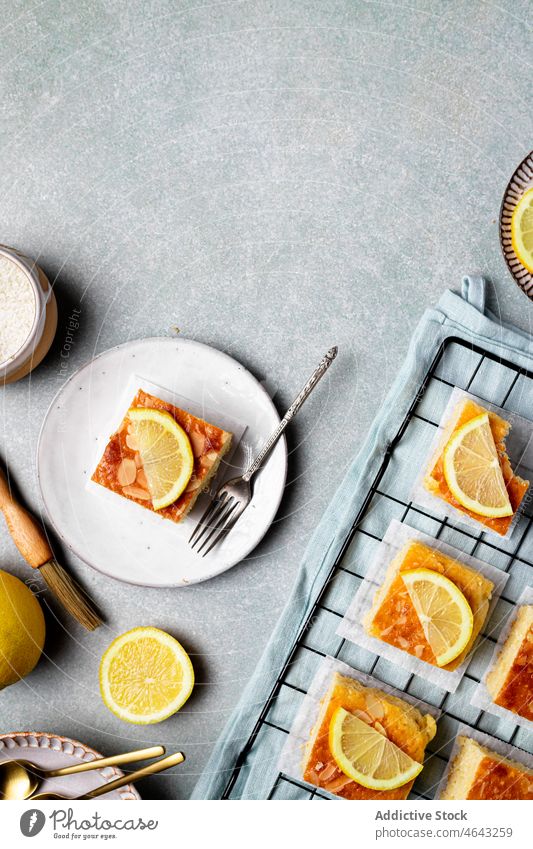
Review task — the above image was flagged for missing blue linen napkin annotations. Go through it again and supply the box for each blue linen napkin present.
[192,277,533,800]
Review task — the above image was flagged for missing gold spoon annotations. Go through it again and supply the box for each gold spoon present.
[31,750,185,800]
[0,745,165,800]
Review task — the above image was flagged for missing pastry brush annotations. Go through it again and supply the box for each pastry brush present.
[0,465,102,631]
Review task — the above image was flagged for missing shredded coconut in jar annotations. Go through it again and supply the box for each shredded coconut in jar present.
[0,254,36,365]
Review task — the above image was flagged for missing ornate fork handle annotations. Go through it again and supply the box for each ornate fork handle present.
[242,346,338,482]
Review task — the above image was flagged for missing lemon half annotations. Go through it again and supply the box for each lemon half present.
[128,408,194,510]
[99,627,195,724]
[328,707,423,791]
[402,568,474,667]
[443,413,512,519]
[511,186,533,274]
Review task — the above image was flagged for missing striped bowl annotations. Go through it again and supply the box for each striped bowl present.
[500,151,533,299]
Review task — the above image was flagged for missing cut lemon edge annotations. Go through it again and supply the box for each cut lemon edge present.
[442,412,513,518]
[402,568,474,667]
[328,707,423,791]
[99,627,195,725]
[511,186,533,274]
[128,407,194,510]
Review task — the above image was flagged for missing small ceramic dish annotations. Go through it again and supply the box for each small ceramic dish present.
[499,150,533,299]
[0,732,140,800]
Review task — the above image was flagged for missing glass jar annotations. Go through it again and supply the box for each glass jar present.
[0,245,58,384]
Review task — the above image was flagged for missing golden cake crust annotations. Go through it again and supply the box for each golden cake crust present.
[441,736,533,800]
[302,672,436,800]
[424,399,529,536]
[92,389,232,523]
[486,605,533,721]
[363,540,494,671]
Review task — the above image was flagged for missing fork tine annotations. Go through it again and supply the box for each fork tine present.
[191,495,234,552]
[189,492,227,546]
[200,508,242,557]
[196,498,239,555]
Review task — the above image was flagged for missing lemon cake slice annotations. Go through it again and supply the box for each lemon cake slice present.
[424,398,529,536]
[92,389,232,523]
[440,736,533,800]
[486,604,533,722]
[362,540,494,671]
[302,672,436,800]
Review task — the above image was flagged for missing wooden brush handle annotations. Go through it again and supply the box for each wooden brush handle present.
[0,466,53,568]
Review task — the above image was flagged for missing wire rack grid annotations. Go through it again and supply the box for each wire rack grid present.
[221,336,533,800]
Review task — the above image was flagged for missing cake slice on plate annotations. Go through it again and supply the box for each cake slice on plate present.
[92,389,233,524]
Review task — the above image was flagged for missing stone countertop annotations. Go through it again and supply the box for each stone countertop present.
[0,0,531,799]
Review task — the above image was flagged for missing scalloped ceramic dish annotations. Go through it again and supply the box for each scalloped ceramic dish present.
[0,732,140,800]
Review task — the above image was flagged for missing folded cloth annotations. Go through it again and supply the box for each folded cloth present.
[192,277,533,800]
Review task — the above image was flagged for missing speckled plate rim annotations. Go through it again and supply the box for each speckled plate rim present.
[499,150,533,299]
[0,731,140,800]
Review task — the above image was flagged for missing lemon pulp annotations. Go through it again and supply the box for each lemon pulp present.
[99,627,195,724]
[511,187,533,274]
[402,567,474,667]
[443,413,512,519]
[128,407,194,510]
[328,707,423,791]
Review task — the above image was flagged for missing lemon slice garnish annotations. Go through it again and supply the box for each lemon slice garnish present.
[99,627,195,724]
[128,407,194,510]
[328,707,423,791]
[402,568,474,667]
[511,186,533,274]
[442,412,513,519]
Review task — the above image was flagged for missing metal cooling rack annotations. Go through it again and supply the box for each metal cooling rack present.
[221,336,533,800]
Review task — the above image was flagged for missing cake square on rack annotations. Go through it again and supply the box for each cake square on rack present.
[423,397,529,536]
[362,539,494,671]
[486,604,533,722]
[302,672,436,800]
[440,737,533,800]
[92,388,233,523]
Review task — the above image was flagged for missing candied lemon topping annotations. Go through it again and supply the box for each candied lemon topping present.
[328,707,423,791]
[99,627,194,724]
[402,568,474,667]
[511,187,533,274]
[443,413,513,519]
[128,407,194,510]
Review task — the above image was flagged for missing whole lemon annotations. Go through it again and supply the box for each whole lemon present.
[0,569,45,689]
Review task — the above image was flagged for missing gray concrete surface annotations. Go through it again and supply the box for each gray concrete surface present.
[0,0,532,799]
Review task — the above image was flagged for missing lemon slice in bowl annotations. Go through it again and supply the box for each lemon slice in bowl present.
[100,627,195,724]
[402,568,474,667]
[128,407,194,510]
[442,413,513,519]
[511,186,533,274]
[329,707,423,791]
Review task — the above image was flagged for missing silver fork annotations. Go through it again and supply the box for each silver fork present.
[189,347,338,556]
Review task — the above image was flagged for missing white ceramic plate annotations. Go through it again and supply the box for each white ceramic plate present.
[38,337,287,586]
[0,732,140,799]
